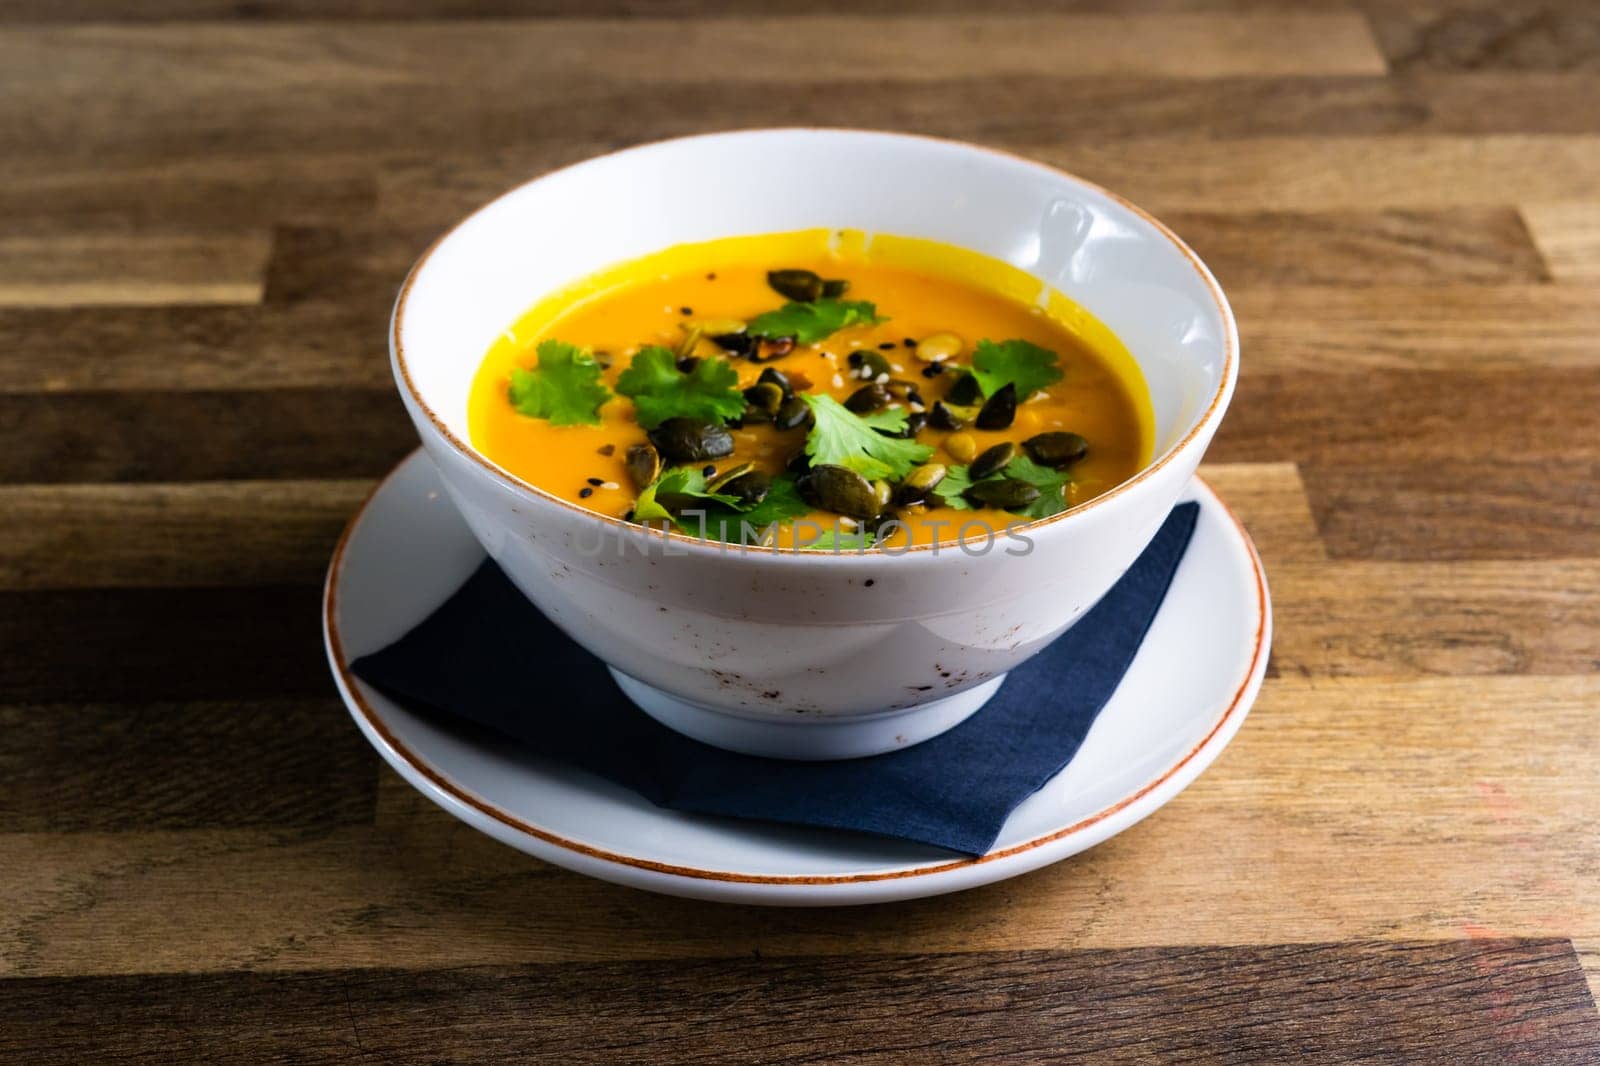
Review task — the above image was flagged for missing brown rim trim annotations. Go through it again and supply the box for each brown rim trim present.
[324,457,1270,886]
[390,128,1239,559]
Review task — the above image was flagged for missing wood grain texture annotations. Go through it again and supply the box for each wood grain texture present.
[2,1,1598,1054]
[0,698,376,833]
[1304,461,1600,561]
[1367,1,1600,73]
[0,480,370,589]
[1523,202,1600,279]
[0,586,332,703]
[0,389,413,483]
[0,942,1594,1065]
[1169,207,1548,286]
[0,231,271,308]
[7,675,1597,979]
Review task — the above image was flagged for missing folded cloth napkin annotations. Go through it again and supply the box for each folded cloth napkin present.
[352,502,1199,856]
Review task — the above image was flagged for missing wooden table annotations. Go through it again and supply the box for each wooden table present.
[3,2,1598,1061]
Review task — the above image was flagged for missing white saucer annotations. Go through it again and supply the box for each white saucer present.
[324,451,1271,906]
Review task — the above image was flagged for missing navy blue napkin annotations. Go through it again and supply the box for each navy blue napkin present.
[351,502,1198,856]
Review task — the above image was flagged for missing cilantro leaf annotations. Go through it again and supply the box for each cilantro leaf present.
[802,394,932,480]
[615,346,745,430]
[747,299,883,345]
[1000,455,1073,519]
[928,464,975,510]
[680,473,810,544]
[938,455,1071,519]
[971,339,1064,400]
[507,339,611,426]
[631,466,741,525]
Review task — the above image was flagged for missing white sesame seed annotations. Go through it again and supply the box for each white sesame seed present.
[888,402,903,410]
[874,372,889,385]
[891,363,904,373]
[831,373,844,388]
[600,481,619,491]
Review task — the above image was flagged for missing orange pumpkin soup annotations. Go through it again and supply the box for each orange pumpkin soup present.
[469,230,1152,549]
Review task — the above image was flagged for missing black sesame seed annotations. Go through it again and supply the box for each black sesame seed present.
[579,487,594,499]
[702,464,716,477]
[920,365,943,378]
[877,342,895,350]
[706,272,717,280]
[597,443,616,456]
[902,337,917,347]
[586,477,604,487]
[680,306,693,315]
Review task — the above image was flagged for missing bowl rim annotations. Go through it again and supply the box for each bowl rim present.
[390,127,1239,559]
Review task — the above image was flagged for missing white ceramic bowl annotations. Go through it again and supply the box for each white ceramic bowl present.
[392,129,1237,760]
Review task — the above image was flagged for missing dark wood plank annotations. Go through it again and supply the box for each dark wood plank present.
[0,158,377,234]
[0,303,389,392]
[1303,461,1600,561]
[0,698,375,832]
[0,389,414,483]
[0,0,1367,22]
[1211,369,1600,464]
[0,941,1593,1063]
[1168,207,1548,286]
[0,586,331,702]
[0,481,369,590]
[1369,1,1600,73]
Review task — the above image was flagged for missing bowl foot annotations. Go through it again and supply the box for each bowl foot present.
[608,669,1005,761]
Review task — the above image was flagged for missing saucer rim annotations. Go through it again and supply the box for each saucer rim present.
[324,450,1270,888]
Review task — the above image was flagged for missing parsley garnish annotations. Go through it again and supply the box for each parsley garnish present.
[633,468,811,544]
[970,339,1064,400]
[931,456,1071,519]
[801,394,932,480]
[631,467,740,525]
[747,299,883,345]
[615,346,745,430]
[682,473,811,544]
[507,340,611,426]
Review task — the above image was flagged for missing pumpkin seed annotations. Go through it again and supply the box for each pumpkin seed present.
[845,382,892,413]
[847,350,892,381]
[706,462,755,493]
[800,464,882,520]
[928,401,969,431]
[945,432,977,463]
[895,462,947,505]
[975,383,1018,430]
[774,395,814,431]
[970,441,1018,480]
[690,317,745,337]
[964,478,1041,510]
[624,442,661,491]
[711,332,756,357]
[945,372,983,406]
[743,381,785,415]
[1023,431,1089,469]
[871,479,894,510]
[767,269,824,302]
[915,331,962,364]
[718,469,772,506]
[757,367,793,398]
[821,278,851,299]
[675,325,703,360]
[648,418,734,462]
